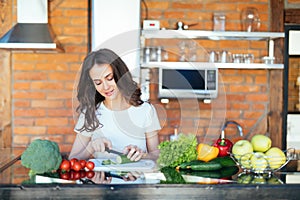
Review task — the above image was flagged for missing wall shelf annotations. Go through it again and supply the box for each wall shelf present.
[141,30,284,41]
[141,62,284,70]
[141,30,285,69]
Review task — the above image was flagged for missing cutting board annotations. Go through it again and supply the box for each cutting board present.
[89,158,158,172]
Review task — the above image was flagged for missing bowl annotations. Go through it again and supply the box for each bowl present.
[230,148,296,174]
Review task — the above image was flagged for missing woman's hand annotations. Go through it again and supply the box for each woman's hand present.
[90,137,112,153]
[90,171,112,184]
[123,145,145,161]
[121,171,143,182]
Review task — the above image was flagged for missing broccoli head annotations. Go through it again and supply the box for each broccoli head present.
[21,139,62,175]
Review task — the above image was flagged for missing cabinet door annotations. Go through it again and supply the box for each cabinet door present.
[0,52,11,148]
[91,0,141,80]
[287,114,300,149]
[288,30,300,55]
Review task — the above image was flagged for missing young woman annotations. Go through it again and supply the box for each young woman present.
[69,49,161,161]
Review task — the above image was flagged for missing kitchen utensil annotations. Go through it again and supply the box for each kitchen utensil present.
[181,175,236,184]
[89,158,157,172]
[105,147,124,156]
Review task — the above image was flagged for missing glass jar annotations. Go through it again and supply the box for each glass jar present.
[244,54,254,64]
[241,7,261,32]
[232,54,244,63]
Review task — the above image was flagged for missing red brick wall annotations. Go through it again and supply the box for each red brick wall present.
[144,0,271,144]
[11,0,88,152]
[7,0,281,153]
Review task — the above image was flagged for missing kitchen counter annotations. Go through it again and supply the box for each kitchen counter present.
[0,149,300,200]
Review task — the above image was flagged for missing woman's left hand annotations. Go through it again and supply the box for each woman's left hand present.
[123,145,145,161]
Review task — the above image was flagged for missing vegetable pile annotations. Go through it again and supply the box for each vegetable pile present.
[177,156,239,179]
[21,139,98,182]
[157,133,198,167]
[58,158,95,180]
[156,133,239,180]
[21,139,62,175]
[59,158,95,172]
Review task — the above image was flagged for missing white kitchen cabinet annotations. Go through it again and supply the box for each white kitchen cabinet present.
[283,25,300,151]
[91,0,141,81]
[287,114,300,149]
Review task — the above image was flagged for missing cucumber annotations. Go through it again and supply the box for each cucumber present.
[102,155,135,165]
[177,156,236,171]
[102,159,110,165]
[220,166,239,178]
[178,160,202,169]
[115,155,135,164]
[190,160,222,171]
[213,156,237,168]
[178,160,222,171]
[179,166,239,179]
[180,170,222,179]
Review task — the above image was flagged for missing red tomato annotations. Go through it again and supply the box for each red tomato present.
[72,161,82,172]
[80,170,86,178]
[79,160,86,170]
[85,161,95,171]
[59,159,71,171]
[86,171,95,179]
[70,158,78,167]
[72,171,81,180]
[60,171,70,180]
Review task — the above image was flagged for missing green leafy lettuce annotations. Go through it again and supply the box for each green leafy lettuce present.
[157,133,198,167]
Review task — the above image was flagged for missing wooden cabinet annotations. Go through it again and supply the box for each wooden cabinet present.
[0,52,11,148]
[0,0,13,148]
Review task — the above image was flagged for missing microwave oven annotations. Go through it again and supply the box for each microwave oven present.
[158,64,218,99]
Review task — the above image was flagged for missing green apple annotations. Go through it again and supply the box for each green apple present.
[232,140,253,160]
[251,134,272,152]
[251,175,267,184]
[237,173,253,184]
[265,147,286,169]
[250,152,268,173]
[267,176,282,184]
[240,153,252,169]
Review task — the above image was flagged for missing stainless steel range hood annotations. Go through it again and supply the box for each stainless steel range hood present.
[0,0,63,52]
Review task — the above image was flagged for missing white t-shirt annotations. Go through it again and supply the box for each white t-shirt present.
[74,102,161,152]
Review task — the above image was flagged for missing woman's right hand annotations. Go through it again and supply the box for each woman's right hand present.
[90,137,112,152]
[90,171,112,184]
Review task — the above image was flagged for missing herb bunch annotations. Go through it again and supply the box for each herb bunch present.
[157,133,198,167]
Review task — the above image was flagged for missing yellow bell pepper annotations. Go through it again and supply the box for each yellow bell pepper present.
[197,143,219,162]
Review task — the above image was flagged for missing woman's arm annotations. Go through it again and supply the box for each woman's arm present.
[144,130,160,161]
[69,134,95,160]
[69,133,93,160]
[69,133,112,160]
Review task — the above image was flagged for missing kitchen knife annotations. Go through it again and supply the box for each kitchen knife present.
[105,147,124,156]
[105,147,148,159]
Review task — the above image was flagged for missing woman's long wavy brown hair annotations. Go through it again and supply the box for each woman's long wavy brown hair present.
[76,48,143,132]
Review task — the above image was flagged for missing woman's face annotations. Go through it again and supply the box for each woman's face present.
[89,64,121,101]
